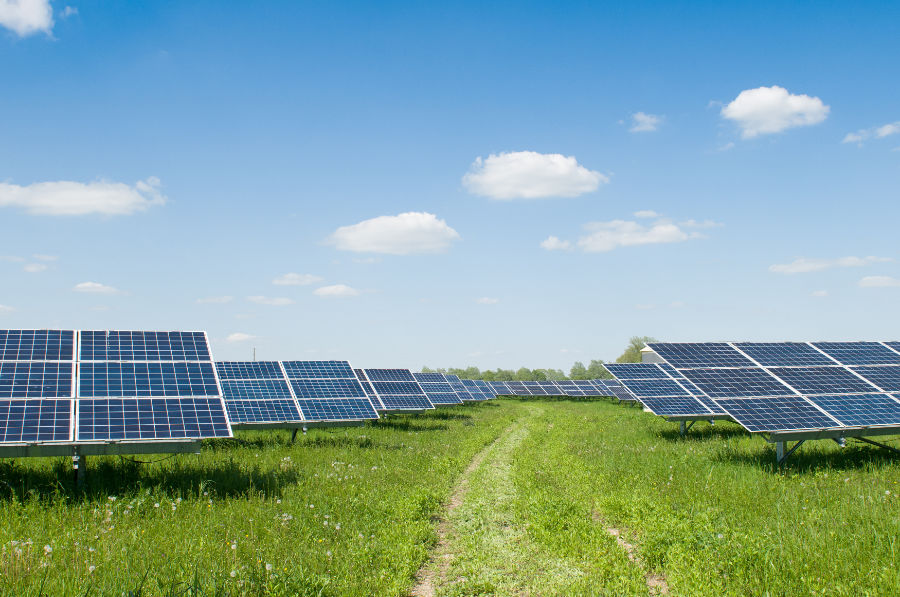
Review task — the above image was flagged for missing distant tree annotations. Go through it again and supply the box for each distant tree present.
[586,359,612,379]
[421,366,435,373]
[616,336,658,363]
[514,367,533,381]
[569,361,588,379]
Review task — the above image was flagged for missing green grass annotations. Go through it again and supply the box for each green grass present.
[2,399,899,596]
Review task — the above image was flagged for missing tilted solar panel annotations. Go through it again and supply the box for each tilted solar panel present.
[461,379,490,400]
[412,373,463,405]
[0,330,74,361]
[488,381,511,396]
[805,394,900,427]
[215,361,283,380]
[647,342,755,369]
[766,367,880,395]
[286,361,378,422]
[604,363,669,379]
[679,368,794,399]
[364,369,433,411]
[80,331,210,362]
[282,360,356,379]
[850,366,900,392]
[715,397,839,433]
[732,342,836,367]
[811,342,900,366]
[503,381,530,396]
[0,400,71,442]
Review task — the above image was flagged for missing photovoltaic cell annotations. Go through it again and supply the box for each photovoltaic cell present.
[224,399,302,424]
[220,379,293,400]
[806,394,900,427]
[0,330,74,361]
[413,372,447,383]
[488,381,511,396]
[298,398,378,421]
[639,396,711,417]
[0,362,74,398]
[616,378,690,397]
[215,361,283,380]
[647,342,754,369]
[284,361,378,421]
[365,369,433,411]
[461,380,490,400]
[679,368,794,399]
[811,342,900,366]
[604,363,668,379]
[732,342,836,367]
[0,399,72,442]
[76,397,230,440]
[504,381,530,396]
[80,331,210,362]
[289,379,368,399]
[767,367,879,395]
[365,369,416,382]
[714,397,838,432]
[281,361,356,379]
[413,373,463,405]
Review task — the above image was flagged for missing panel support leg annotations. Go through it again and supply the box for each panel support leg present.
[73,449,86,488]
[777,440,805,464]
[854,437,900,455]
[291,428,299,442]
[679,420,696,438]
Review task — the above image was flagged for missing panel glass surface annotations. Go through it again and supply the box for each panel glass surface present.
[680,368,794,398]
[297,398,378,421]
[78,362,219,397]
[0,362,73,398]
[812,342,900,366]
[806,394,900,427]
[732,342,836,367]
[215,361,284,380]
[220,379,293,400]
[639,396,712,417]
[365,369,416,382]
[850,366,900,392]
[76,397,230,440]
[282,360,355,379]
[604,363,668,379]
[647,342,755,368]
[714,397,838,432]
[0,399,72,442]
[0,330,75,361]
[617,378,690,397]
[413,372,447,383]
[80,331,210,361]
[767,367,880,395]
[289,379,368,399]
[224,399,302,424]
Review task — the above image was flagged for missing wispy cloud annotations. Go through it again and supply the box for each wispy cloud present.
[842,121,900,146]
[859,276,900,288]
[721,85,829,138]
[23,263,47,273]
[463,151,608,199]
[313,284,360,298]
[73,281,119,294]
[633,210,659,219]
[769,256,891,274]
[0,304,14,313]
[629,112,662,133]
[247,296,294,306]
[329,212,459,255]
[475,297,499,305]
[273,273,323,286]
[0,177,166,216]
[576,217,717,253]
[0,0,53,37]
[811,290,829,297]
[226,332,256,342]
[539,236,572,251]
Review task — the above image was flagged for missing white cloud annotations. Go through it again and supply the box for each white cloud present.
[629,112,662,133]
[226,332,256,343]
[23,263,47,273]
[842,121,900,145]
[60,6,76,18]
[0,0,53,36]
[811,290,828,297]
[475,297,499,305]
[313,284,360,298]
[32,254,56,261]
[273,273,323,286]
[0,177,166,216]
[633,210,659,219]
[196,296,233,304]
[329,212,459,255]
[721,86,829,138]
[769,256,891,274]
[73,281,119,294]
[0,255,24,262]
[859,276,900,288]
[540,236,572,251]
[576,218,713,253]
[462,151,608,199]
[0,304,14,313]
[247,296,294,306]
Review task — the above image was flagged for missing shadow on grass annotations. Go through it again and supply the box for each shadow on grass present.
[714,440,900,473]
[655,423,749,442]
[371,418,449,432]
[0,457,301,502]
[426,411,474,421]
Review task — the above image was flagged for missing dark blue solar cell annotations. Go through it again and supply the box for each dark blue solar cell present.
[573,380,605,396]
[78,362,219,397]
[604,364,669,379]
[520,381,548,395]
[767,367,880,395]
[851,366,900,392]
[290,379,367,399]
[0,362,73,398]
[647,343,755,369]
[371,381,423,395]
[443,374,461,382]
[413,372,447,383]
[536,381,561,395]
[80,331,210,361]
[282,360,355,379]
[375,395,434,410]
[460,380,490,400]
[0,330,75,361]
[600,381,637,401]
[555,381,583,396]
[224,399,302,424]
[298,398,378,421]
[806,394,900,427]
[488,381,511,395]
[639,396,713,417]
[413,375,463,404]
[220,379,293,400]
[715,397,839,432]
[76,398,230,440]
[448,381,478,399]
[733,342,836,367]
[617,378,690,397]
[215,361,284,380]
[0,399,72,442]
[811,342,900,366]
[365,369,416,382]
[679,368,794,399]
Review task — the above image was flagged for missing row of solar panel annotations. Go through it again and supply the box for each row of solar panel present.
[0,329,212,362]
[605,342,900,435]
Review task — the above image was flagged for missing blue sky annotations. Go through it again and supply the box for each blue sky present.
[1,1,899,370]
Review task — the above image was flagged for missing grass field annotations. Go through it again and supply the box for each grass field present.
[1,399,899,596]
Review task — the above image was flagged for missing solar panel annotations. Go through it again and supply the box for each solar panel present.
[520,381,548,395]
[555,380,585,397]
[412,373,463,405]
[80,331,210,362]
[488,381,511,396]
[286,361,378,421]
[615,378,690,397]
[600,381,638,401]
[461,379,490,400]
[766,367,880,395]
[0,399,72,442]
[637,396,712,417]
[0,330,74,361]
[811,342,900,366]
[0,362,74,398]
[354,369,383,409]
[646,342,754,369]
[575,380,606,396]
[78,362,220,397]
[604,363,668,379]
[503,381,531,396]
[224,399,302,424]
[473,380,496,399]
[536,381,562,395]
[364,369,433,411]
[805,394,900,427]
[850,366,900,392]
[215,361,284,380]
[220,379,293,400]
[732,342,836,367]
[679,368,794,399]
[714,396,839,433]
[76,397,230,441]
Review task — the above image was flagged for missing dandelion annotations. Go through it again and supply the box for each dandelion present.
[108,496,117,502]
[154,503,160,508]
[326,550,332,557]
[335,523,341,531]
[265,563,273,571]
[88,565,96,573]
[231,542,237,550]
[230,570,237,578]
[43,545,52,555]
[717,533,724,539]
[276,499,282,504]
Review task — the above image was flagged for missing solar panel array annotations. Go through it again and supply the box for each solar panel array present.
[444,374,478,401]
[644,341,900,433]
[604,363,723,417]
[412,373,463,405]
[284,361,379,422]
[364,369,434,411]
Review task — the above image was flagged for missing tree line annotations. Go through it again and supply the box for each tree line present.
[421,336,657,380]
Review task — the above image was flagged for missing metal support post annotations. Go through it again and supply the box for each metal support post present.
[680,421,686,437]
[832,438,846,447]
[854,437,900,455]
[291,428,299,442]
[73,449,86,488]
[777,440,806,464]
